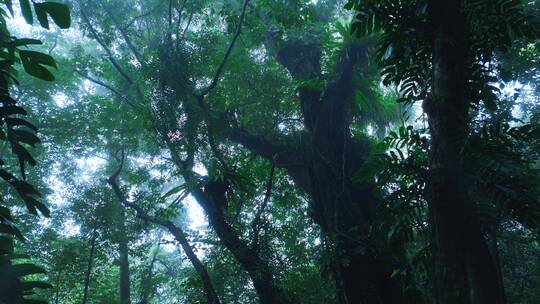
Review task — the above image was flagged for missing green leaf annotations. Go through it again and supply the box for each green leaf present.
[20,195,49,217]
[0,206,13,221]
[19,0,33,24]
[0,236,14,255]
[19,50,56,68]
[0,105,27,116]
[11,142,37,169]
[38,2,71,29]
[11,129,40,146]
[12,180,41,197]
[0,169,16,182]
[23,63,55,81]
[19,50,56,81]
[12,263,46,276]
[21,281,53,290]
[0,223,24,241]
[5,118,38,132]
[34,4,49,30]
[19,61,54,81]
[10,38,42,47]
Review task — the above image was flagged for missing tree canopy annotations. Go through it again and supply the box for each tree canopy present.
[1,0,540,304]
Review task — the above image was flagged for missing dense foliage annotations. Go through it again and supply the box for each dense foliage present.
[1,0,539,304]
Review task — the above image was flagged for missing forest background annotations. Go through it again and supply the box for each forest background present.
[1,0,540,304]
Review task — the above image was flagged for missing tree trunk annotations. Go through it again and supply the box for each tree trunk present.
[295,152,402,304]
[425,1,502,303]
[181,168,293,304]
[491,203,507,304]
[228,39,403,303]
[139,246,159,304]
[117,204,131,304]
[165,221,221,304]
[81,227,97,304]
[108,172,222,304]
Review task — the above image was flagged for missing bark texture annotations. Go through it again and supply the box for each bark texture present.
[424,1,502,303]
[227,37,403,303]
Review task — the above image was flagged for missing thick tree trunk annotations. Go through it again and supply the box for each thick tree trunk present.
[295,150,402,304]
[117,204,131,304]
[229,39,403,303]
[180,168,293,304]
[81,227,97,304]
[425,1,502,303]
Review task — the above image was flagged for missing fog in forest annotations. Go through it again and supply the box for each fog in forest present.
[1,1,540,304]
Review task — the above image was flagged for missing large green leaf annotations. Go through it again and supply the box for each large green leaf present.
[21,281,54,290]
[11,263,46,276]
[35,2,71,29]
[19,0,33,24]
[18,50,57,81]
[0,222,24,241]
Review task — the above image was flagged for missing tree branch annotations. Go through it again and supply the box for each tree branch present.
[175,0,189,26]
[124,10,156,30]
[195,0,251,98]
[101,2,146,66]
[227,125,306,168]
[74,69,138,108]
[78,3,144,99]
[106,160,221,304]
[180,12,193,41]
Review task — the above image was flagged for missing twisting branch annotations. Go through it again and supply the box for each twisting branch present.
[108,147,125,184]
[195,0,251,98]
[48,37,58,55]
[78,2,144,100]
[106,155,221,304]
[181,0,302,176]
[79,6,132,83]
